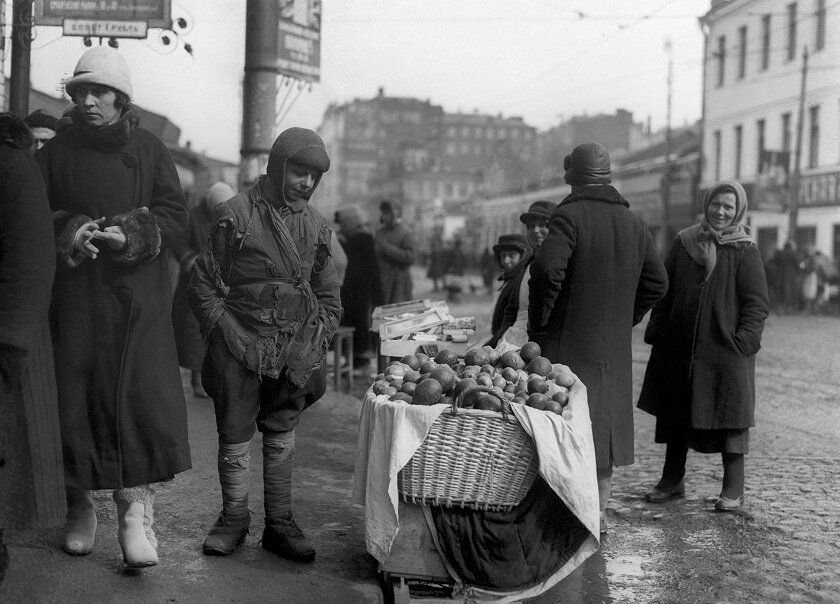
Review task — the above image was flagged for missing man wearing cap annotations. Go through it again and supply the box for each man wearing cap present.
[189,127,341,563]
[495,200,556,347]
[23,109,58,153]
[36,45,190,568]
[528,142,668,534]
[485,233,530,347]
[376,199,415,304]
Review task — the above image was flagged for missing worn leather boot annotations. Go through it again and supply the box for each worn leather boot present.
[114,486,158,568]
[63,487,97,555]
[203,441,251,556]
[261,430,314,562]
[262,514,315,563]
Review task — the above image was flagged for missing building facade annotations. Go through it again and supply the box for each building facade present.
[700,0,840,260]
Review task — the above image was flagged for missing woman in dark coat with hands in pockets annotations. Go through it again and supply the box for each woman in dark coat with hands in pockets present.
[638,180,769,512]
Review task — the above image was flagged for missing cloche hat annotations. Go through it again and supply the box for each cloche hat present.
[563,142,612,186]
[519,200,556,225]
[492,233,529,255]
[64,46,133,100]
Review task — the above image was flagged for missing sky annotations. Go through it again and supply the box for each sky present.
[13,0,712,164]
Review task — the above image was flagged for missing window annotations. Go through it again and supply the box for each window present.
[816,0,826,51]
[808,105,820,168]
[713,130,722,181]
[738,26,747,79]
[781,113,792,152]
[761,14,771,70]
[787,3,797,61]
[734,125,743,178]
[716,35,726,86]
[756,119,766,171]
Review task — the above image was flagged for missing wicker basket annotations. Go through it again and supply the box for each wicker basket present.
[397,400,539,512]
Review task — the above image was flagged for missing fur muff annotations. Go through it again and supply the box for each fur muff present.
[108,207,161,265]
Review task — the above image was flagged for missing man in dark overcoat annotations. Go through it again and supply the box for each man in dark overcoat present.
[528,142,668,533]
[0,113,65,584]
[375,199,415,304]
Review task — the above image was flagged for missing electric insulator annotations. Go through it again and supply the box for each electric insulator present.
[108,38,119,48]
[176,17,188,29]
[83,36,92,47]
[162,34,171,45]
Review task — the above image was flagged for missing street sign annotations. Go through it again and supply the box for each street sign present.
[277,0,321,82]
[35,0,171,30]
[63,19,148,39]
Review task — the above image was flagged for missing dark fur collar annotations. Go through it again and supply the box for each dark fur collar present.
[560,184,630,208]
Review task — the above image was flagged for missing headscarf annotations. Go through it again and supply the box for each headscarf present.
[678,179,753,279]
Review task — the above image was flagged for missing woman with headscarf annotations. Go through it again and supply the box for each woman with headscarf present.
[36,46,191,568]
[638,180,769,512]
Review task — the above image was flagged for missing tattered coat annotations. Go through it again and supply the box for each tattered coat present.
[36,108,191,489]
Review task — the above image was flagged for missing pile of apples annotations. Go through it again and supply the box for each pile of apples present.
[370,341,574,416]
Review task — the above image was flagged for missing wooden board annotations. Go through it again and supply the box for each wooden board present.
[379,503,450,581]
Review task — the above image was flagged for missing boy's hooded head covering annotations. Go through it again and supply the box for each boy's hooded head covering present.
[564,142,611,186]
[266,127,330,200]
[64,46,133,99]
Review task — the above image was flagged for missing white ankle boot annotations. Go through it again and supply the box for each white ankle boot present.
[113,487,158,568]
[64,488,97,555]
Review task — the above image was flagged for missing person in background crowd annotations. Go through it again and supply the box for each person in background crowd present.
[171,181,236,398]
[335,205,383,369]
[479,246,498,296]
[36,46,191,568]
[485,233,530,348]
[778,240,800,313]
[799,247,819,313]
[376,199,415,304]
[528,143,668,534]
[813,250,835,312]
[497,200,556,347]
[23,109,58,152]
[427,232,447,293]
[638,180,769,513]
[444,238,467,302]
[189,127,341,563]
[0,113,66,586]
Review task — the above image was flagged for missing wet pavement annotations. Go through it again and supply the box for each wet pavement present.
[1,270,839,603]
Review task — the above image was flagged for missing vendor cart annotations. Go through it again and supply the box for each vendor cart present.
[354,363,601,603]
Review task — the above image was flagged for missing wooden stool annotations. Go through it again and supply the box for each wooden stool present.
[331,326,355,392]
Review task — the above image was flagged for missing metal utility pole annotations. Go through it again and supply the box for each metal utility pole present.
[240,0,279,190]
[787,45,809,241]
[9,0,33,116]
[662,37,674,243]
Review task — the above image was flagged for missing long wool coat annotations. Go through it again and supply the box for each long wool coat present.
[637,238,769,432]
[375,222,415,304]
[339,229,383,356]
[0,114,65,528]
[528,184,668,468]
[36,109,191,489]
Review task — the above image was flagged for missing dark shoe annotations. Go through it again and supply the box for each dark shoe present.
[0,542,8,585]
[645,479,685,503]
[714,495,743,512]
[203,514,250,556]
[261,516,315,563]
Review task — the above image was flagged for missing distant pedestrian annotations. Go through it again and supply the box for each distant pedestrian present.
[190,127,341,562]
[485,233,529,347]
[638,180,769,513]
[0,112,66,586]
[335,204,383,368]
[427,234,447,292]
[778,240,800,312]
[528,143,668,534]
[171,181,235,398]
[444,238,467,301]
[375,199,415,304]
[496,200,556,347]
[36,46,191,568]
[23,109,57,152]
[479,247,497,295]
[799,248,819,313]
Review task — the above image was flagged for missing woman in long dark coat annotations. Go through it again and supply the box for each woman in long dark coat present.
[36,46,191,567]
[335,205,383,366]
[485,233,529,347]
[638,180,769,512]
[0,113,65,585]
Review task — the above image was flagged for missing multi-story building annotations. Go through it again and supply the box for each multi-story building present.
[699,0,840,260]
